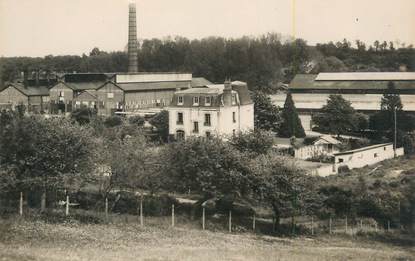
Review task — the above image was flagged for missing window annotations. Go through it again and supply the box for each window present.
[193,96,199,106]
[384,147,386,151]
[205,96,211,106]
[231,94,236,105]
[59,91,64,97]
[107,92,114,98]
[193,121,199,133]
[232,112,236,123]
[374,153,378,158]
[176,130,185,141]
[338,158,344,163]
[177,112,183,125]
[206,131,211,138]
[178,96,183,105]
[204,113,211,126]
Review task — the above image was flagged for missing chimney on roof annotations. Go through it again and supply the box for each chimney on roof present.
[223,78,232,106]
[128,2,139,73]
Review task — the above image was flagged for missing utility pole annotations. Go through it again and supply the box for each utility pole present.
[394,106,397,157]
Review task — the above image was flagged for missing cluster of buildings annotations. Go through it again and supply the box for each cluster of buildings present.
[0,2,255,140]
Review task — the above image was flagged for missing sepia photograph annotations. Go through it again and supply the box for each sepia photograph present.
[0,0,414,260]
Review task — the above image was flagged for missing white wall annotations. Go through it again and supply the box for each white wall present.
[334,143,399,171]
[168,103,254,139]
[116,73,192,83]
[271,93,415,112]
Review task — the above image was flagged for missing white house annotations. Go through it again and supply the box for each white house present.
[167,80,254,140]
[294,135,341,160]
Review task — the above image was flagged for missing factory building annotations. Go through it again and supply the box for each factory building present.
[272,72,415,131]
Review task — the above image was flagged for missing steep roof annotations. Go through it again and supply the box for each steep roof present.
[6,83,49,96]
[290,73,415,91]
[172,81,253,107]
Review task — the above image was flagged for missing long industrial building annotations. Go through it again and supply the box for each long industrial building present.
[272,72,415,131]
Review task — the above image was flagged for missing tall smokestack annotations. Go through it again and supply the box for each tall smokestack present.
[128,2,138,72]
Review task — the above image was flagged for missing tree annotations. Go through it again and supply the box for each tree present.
[162,137,250,197]
[230,129,274,155]
[149,110,169,142]
[312,94,357,136]
[250,153,307,228]
[251,91,281,132]
[0,114,95,211]
[279,92,306,138]
[370,81,414,132]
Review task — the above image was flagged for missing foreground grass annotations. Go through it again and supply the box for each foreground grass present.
[0,218,413,261]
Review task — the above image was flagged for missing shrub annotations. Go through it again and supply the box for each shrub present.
[128,115,145,127]
[104,116,123,127]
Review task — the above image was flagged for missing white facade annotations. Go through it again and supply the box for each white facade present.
[168,82,254,139]
[168,104,254,138]
[334,143,404,172]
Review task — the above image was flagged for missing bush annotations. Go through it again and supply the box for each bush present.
[128,115,145,127]
[104,116,123,127]
[338,165,350,174]
[71,107,97,125]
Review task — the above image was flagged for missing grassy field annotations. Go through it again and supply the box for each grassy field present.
[0,217,413,261]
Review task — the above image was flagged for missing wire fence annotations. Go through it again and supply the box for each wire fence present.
[0,192,401,236]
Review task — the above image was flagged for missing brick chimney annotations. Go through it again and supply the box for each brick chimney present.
[223,79,232,106]
[128,2,138,73]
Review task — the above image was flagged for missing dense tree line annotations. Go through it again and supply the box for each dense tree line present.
[1,35,414,93]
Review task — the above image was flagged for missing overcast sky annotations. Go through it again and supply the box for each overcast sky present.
[1,0,414,57]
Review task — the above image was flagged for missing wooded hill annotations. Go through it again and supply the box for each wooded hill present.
[1,34,414,93]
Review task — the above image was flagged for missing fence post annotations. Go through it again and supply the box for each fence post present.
[329,217,332,234]
[19,192,23,216]
[375,222,378,232]
[228,210,232,233]
[360,219,363,230]
[202,206,205,230]
[253,214,256,232]
[171,204,175,227]
[105,197,108,222]
[311,216,314,235]
[387,220,390,232]
[65,195,69,216]
[140,194,143,226]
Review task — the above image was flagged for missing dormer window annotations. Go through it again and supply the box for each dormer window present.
[178,96,183,105]
[205,96,211,106]
[193,96,199,106]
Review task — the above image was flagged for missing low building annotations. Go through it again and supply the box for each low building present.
[167,80,254,140]
[294,135,341,160]
[0,83,49,113]
[272,72,415,131]
[333,143,404,172]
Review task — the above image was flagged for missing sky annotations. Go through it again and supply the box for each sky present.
[0,0,414,57]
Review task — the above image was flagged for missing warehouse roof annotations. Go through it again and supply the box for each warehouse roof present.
[5,83,49,96]
[191,77,212,87]
[290,74,415,90]
[64,82,105,91]
[117,81,191,92]
[316,72,415,81]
